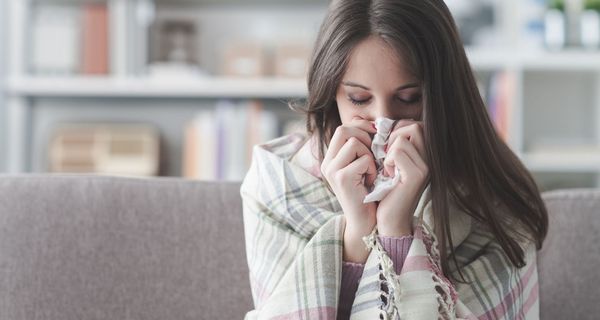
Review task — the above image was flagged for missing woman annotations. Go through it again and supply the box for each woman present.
[241,0,548,319]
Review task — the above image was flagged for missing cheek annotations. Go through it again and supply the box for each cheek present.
[335,98,359,125]
[399,103,423,120]
[414,103,424,120]
[335,88,362,124]
[336,95,356,124]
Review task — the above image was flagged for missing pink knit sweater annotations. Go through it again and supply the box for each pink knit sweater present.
[337,235,413,320]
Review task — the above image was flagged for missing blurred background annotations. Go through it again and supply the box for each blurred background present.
[0,0,599,191]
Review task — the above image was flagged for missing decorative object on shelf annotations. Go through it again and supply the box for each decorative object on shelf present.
[545,0,567,50]
[521,0,548,49]
[148,18,203,78]
[272,41,311,78]
[49,123,160,176]
[581,0,600,49]
[445,0,498,47]
[82,3,109,75]
[30,4,80,75]
[220,40,267,77]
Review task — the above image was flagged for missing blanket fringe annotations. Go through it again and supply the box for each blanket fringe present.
[362,227,401,320]
[362,222,459,320]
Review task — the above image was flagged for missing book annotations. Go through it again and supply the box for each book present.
[183,121,199,178]
[82,3,110,75]
[198,110,216,180]
[31,4,80,75]
[225,102,248,181]
[487,71,514,144]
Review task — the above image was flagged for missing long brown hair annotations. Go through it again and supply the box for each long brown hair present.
[292,0,548,282]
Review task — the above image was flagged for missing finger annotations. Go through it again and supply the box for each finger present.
[383,147,418,180]
[323,125,373,165]
[389,120,423,148]
[392,118,416,130]
[349,117,377,135]
[387,136,428,173]
[339,153,377,187]
[388,121,426,162]
[343,120,376,145]
[328,137,374,174]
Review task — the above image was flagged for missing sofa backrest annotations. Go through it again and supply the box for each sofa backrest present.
[0,175,253,320]
[539,188,600,319]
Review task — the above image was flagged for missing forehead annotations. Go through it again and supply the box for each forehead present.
[342,36,415,88]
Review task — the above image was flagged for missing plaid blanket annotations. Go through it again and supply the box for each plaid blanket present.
[240,133,539,319]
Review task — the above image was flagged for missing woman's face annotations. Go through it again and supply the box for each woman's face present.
[336,36,423,124]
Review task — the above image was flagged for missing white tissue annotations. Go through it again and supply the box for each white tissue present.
[363,117,402,203]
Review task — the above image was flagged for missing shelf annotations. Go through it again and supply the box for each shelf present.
[519,49,600,71]
[466,47,600,71]
[7,49,599,99]
[6,76,308,98]
[465,47,512,70]
[521,150,600,172]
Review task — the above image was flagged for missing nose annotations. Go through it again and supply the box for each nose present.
[369,98,396,120]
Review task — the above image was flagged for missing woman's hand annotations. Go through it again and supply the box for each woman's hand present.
[376,119,430,237]
[320,117,377,263]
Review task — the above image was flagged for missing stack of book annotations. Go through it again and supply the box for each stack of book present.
[183,100,305,181]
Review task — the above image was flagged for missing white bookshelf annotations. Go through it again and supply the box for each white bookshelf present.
[6,0,28,174]
[3,0,600,189]
[0,0,6,172]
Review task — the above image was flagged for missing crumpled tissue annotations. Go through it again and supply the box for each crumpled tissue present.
[363,117,401,203]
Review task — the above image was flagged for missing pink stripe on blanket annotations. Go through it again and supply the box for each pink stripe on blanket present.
[521,281,539,319]
[400,255,432,273]
[412,226,425,240]
[477,261,537,320]
[270,307,337,319]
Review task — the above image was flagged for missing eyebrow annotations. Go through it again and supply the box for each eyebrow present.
[342,81,419,91]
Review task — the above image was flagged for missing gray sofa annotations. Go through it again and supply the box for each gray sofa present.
[0,174,598,319]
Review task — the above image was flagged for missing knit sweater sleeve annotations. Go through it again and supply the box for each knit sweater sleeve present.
[337,235,413,320]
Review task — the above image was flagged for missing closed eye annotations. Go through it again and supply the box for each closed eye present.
[348,97,370,105]
[397,95,422,104]
[348,96,422,106]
